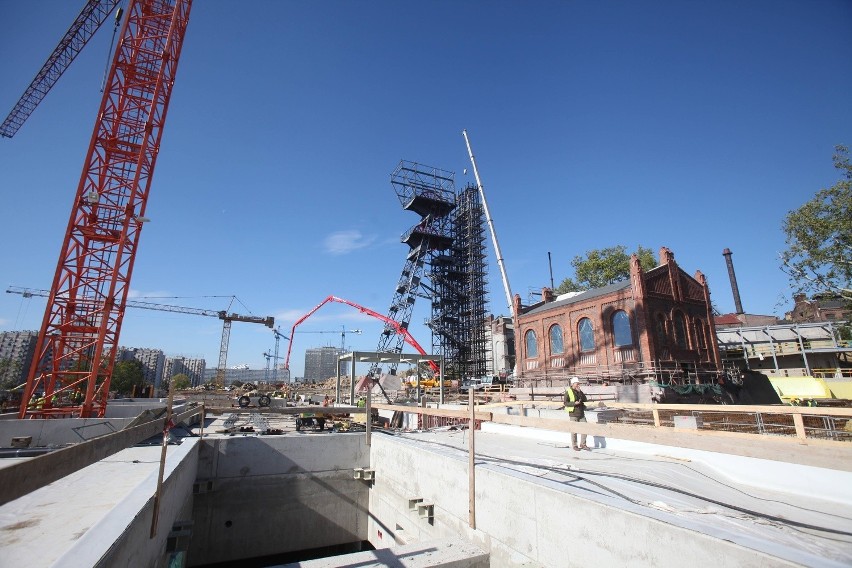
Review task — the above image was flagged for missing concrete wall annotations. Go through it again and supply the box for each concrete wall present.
[0,417,138,447]
[53,439,200,568]
[188,433,370,566]
[366,434,805,568]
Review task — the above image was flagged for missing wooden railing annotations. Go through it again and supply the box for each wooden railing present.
[372,401,852,472]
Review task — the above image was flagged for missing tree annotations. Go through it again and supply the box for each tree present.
[555,245,657,294]
[781,145,852,301]
[171,373,191,390]
[0,358,23,390]
[110,360,146,396]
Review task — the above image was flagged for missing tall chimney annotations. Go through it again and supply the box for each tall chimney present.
[722,248,744,315]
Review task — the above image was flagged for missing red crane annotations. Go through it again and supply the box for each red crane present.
[16,0,194,418]
[284,296,440,374]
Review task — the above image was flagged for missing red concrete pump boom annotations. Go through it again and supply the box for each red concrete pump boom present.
[284,296,439,374]
[19,0,194,419]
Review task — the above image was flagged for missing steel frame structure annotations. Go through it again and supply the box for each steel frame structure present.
[376,163,491,380]
[426,186,489,379]
[373,161,456,376]
[20,0,193,418]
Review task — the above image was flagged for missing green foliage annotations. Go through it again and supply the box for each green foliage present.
[110,360,146,396]
[556,245,657,294]
[781,145,852,301]
[0,358,23,390]
[171,373,191,390]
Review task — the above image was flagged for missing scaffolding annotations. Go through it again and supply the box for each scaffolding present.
[428,185,489,380]
[376,164,491,381]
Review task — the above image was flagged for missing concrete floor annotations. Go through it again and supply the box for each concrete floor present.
[2,408,851,567]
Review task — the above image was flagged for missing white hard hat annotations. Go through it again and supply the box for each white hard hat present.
[570,377,580,384]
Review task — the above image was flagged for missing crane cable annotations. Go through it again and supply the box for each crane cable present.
[100,4,125,93]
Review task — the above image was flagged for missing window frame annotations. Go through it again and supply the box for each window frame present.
[524,329,538,358]
[673,311,688,349]
[549,324,564,355]
[578,318,595,352]
[612,310,633,347]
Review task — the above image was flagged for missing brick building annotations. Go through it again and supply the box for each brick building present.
[515,247,721,385]
[786,293,852,323]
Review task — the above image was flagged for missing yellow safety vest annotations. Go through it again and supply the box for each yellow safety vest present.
[564,388,577,412]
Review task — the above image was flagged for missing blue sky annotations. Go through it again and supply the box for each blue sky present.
[1,0,850,379]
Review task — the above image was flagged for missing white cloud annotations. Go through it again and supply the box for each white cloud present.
[128,289,173,299]
[323,230,375,255]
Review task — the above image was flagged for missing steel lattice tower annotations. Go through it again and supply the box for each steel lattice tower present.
[372,162,455,376]
[377,164,490,380]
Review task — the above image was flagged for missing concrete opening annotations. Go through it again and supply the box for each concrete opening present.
[2,402,850,568]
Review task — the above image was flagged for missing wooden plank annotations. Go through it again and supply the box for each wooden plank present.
[603,402,852,417]
[793,413,807,441]
[373,403,492,422]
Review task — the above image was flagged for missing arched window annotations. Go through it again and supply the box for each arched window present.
[525,329,538,357]
[549,324,564,354]
[694,318,706,349]
[612,310,633,347]
[673,312,687,349]
[578,318,595,352]
[655,314,668,345]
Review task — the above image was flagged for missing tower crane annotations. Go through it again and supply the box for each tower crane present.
[263,351,273,382]
[7,286,273,404]
[5,0,194,418]
[298,326,363,351]
[1,0,123,138]
[271,327,290,383]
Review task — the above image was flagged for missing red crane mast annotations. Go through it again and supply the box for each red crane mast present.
[20,0,194,418]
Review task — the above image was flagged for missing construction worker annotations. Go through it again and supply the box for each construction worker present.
[356,396,366,408]
[564,377,590,451]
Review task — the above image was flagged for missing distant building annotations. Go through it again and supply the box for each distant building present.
[786,293,852,323]
[0,330,38,387]
[304,346,347,382]
[117,347,165,390]
[163,356,206,387]
[714,313,779,329]
[485,315,515,377]
[716,321,851,378]
[515,247,721,384]
[202,366,267,386]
